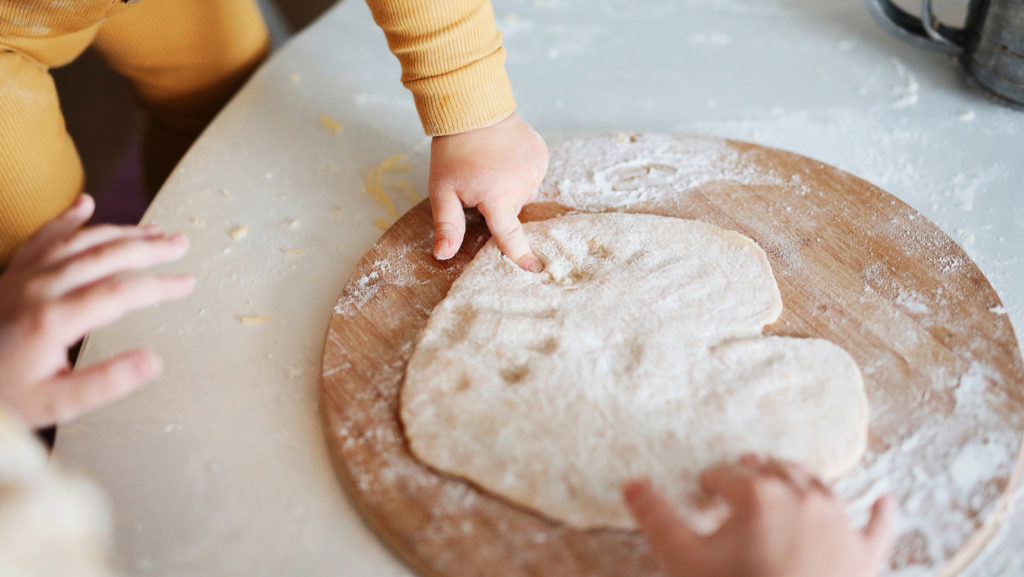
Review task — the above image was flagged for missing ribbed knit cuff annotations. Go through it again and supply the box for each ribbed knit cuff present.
[406,48,517,136]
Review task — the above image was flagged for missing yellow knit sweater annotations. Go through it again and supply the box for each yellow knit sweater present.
[0,0,515,263]
[0,0,517,135]
[366,0,517,135]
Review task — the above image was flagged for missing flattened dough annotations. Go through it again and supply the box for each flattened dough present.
[401,213,868,530]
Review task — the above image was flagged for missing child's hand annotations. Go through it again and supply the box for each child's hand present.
[429,113,549,272]
[0,195,196,427]
[624,455,895,577]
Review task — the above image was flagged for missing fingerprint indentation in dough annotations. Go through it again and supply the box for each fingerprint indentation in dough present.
[445,308,479,341]
[531,337,559,355]
[587,239,613,258]
[500,365,530,384]
[606,162,679,191]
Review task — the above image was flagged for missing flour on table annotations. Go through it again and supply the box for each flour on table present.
[400,212,868,530]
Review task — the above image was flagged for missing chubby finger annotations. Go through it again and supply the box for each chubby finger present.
[45,233,190,297]
[430,185,466,260]
[759,459,814,491]
[42,223,164,267]
[700,460,760,509]
[60,274,197,340]
[623,480,703,568]
[8,194,94,271]
[862,495,896,563]
[478,201,542,272]
[765,459,833,496]
[29,349,161,427]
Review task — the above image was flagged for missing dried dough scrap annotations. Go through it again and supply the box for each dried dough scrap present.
[401,212,868,530]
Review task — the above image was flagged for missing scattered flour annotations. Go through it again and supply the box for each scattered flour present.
[957,109,976,122]
[956,228,976,246]
[952,442,1011,492]
[890,58,920,109]
[946,167,1006,212]
[896,289,930,315]
[688,32,732,45]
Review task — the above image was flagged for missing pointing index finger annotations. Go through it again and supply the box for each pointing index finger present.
[478,201,543,272]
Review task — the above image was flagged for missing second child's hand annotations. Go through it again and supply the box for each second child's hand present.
[624,455,895,577]
[0,195,196,427]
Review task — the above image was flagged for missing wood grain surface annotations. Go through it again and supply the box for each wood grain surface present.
[320,138,1024,577]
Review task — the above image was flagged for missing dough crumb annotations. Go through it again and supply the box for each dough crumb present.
[283,248,308,256]
[285,219,301,229]
[366,155,411,219]
[221,188,232,199]
[375,218,390,230]
[230,225,248,240]
[332,206,344,216]
[290,73,301,84]
[240,316,269,325]
[189,217,205,226]
[320,114,343,134]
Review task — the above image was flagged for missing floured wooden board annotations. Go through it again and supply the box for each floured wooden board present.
[320,134,1024,577]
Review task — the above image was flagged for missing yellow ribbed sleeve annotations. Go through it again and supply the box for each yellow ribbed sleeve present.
[365,0,517,136]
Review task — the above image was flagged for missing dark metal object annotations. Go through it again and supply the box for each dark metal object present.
[863,0,1024,106]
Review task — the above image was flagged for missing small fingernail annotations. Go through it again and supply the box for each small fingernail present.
[518,255,544,273]
[72,195,86,208]
[434,238,454,260]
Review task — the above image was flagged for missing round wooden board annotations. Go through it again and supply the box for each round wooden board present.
[320,136,1024,577]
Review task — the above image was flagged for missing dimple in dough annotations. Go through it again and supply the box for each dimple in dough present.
[401,212,868,530]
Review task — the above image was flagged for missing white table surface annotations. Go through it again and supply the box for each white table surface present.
[54,0,1024,575]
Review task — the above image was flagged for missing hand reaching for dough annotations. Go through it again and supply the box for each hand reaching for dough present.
[624,455,895,577]
[0,194,196,427]
[428,113,549,272]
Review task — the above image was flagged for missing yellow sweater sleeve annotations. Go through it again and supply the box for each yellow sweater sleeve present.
[365,0,516,136]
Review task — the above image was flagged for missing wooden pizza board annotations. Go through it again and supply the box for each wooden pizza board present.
[320,137,1024,577]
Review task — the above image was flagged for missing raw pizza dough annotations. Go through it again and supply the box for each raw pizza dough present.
[400,212,868,530]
